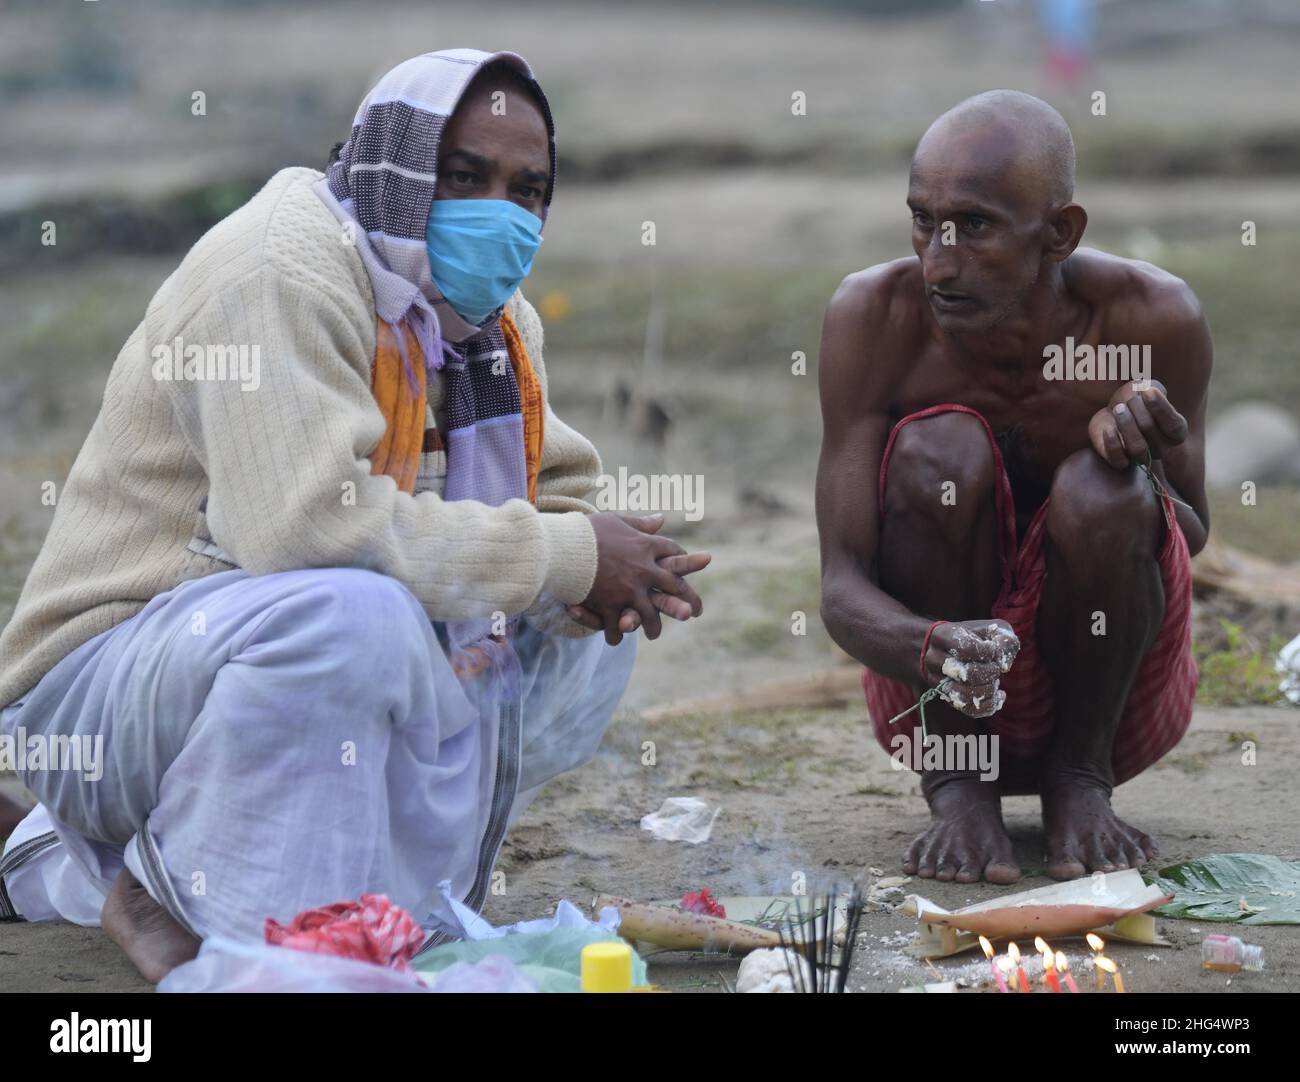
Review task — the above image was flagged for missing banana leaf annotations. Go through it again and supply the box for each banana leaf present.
[1146,853,1300,925]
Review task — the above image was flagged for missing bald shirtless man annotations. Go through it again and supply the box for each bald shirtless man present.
[817,90,1210,884]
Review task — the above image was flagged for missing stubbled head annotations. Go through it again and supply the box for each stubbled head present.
[907,89,1086,332]
[437,60,552,221]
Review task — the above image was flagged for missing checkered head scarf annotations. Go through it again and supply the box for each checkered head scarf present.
[313,49,558,687]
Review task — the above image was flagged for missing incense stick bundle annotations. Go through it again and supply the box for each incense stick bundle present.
[778,884,866,993]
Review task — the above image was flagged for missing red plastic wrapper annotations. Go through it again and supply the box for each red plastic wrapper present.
[681,888,726,918]
[264,893,426,971]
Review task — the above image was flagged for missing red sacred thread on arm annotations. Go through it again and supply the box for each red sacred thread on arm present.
[919,619,946,682]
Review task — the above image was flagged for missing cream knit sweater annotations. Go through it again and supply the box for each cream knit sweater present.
[0,168,602,708]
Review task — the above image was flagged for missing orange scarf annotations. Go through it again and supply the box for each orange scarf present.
[368,310,544,502]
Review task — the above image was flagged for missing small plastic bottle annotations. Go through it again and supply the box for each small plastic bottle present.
[1200,933,1264,973]
[581,941,633,992]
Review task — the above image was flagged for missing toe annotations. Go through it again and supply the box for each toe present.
[985,859,1021,884]
[902,832,927,874]
[1046,833,1085,880]
[1046,840,1086,880]
[1135,832,1159,861]
[984,833,1021,884]
[934,848,959,881]
[1084,838,1116,874]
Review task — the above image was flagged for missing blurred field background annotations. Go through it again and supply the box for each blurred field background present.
[2,0,1298,707]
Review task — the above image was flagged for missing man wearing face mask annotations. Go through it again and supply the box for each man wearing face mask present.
[0,50,708,984]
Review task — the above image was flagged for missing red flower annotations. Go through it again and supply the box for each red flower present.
[681,888,726,918]
[265,893,425,971]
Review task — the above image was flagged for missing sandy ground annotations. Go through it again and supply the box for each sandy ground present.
[504,698,1300,995]
[1,698,1294,993]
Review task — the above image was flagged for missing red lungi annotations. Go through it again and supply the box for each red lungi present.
[862,404,1197,784]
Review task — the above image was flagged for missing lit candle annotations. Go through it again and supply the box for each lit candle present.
[1086,933,1106,990]
[997,957,1014,993]
[1007,941,1031,993]
[980,935,1009,993]
[1041,949,1063,993]
[1096,956,1125,993]
[1033,936,1060,993]
[1055,951,1079,993]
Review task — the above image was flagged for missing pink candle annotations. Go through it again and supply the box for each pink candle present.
[1055,951,1079,993]
[980,936,1009,993]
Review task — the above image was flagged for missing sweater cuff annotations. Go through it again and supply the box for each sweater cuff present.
[539,510,598,605]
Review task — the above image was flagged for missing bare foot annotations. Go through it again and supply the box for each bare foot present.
[1041,778,1158,880]
[902,777,1021,884]
[101,868,200,983]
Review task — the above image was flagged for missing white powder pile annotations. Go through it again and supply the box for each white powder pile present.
[736,947,813,993]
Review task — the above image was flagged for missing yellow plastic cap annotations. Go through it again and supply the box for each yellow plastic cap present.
[581,941,633,993]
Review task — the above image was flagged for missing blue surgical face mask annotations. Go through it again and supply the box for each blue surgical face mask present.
[425,198,543,324]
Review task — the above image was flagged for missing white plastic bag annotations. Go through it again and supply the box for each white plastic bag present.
[158,936,433,993]
[159,935,538,993]
[639,796,720,844]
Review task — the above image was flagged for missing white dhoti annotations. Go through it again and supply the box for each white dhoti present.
[0,568,635,944]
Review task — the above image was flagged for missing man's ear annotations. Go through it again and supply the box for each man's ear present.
[1044,202,1087,262]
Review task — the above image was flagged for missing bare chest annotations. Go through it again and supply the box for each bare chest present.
[890,342,1127,487]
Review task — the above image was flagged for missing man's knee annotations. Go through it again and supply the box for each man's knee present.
[291,568,424,638]
[234,568,432,686]
[884,411,997,530]
[1046,450,1162,557]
